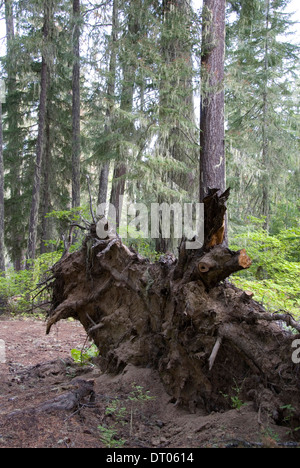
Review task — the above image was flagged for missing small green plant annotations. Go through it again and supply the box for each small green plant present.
[221,381,246,410]
[98,425,125,448]
[281,404,296,422]
[128,383,156,435]
[261,426,281,445]
[280,404,300,437]
[230,394,246,411]
[105,399,128,426]
[128,383,156,403]
[71,344,99,366]
[98,383,156,444]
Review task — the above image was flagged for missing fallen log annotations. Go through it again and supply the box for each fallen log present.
[46,189,300,430]
[36,379,95,413]
[7,379,95,419]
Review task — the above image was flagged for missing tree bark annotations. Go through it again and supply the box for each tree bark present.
[72,0,81,209]
[27,1,51,266]
[40,106,52,255]
[0,103,5,273]
[262,0,270,230]
[98,163,110,206]
[5,0,24,270]
[37,379,94,413]
[200,0,226,202]
[109,0,138,228]
[97,0,119,207]
[109,163,126,229]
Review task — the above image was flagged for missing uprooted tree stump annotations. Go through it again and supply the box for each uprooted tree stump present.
[46,189,300,429]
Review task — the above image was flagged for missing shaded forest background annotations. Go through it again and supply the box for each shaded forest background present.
[0,0,299,317]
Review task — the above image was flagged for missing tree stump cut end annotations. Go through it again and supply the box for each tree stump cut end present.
[238,249,252,269]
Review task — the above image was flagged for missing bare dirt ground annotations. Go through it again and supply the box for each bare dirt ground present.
[0,315,297,448]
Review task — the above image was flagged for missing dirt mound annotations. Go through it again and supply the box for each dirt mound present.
[0,318,298,448]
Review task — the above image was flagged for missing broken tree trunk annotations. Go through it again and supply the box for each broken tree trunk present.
[46,189,300,428]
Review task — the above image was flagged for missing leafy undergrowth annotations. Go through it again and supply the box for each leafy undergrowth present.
[230,226,300,319]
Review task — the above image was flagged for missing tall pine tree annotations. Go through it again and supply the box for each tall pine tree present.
[200,0,227,202]
[226,0,299,231]
[27,0,52,265]
[0,99,4,273]
[72,0,81,210]
[4,0,27,270]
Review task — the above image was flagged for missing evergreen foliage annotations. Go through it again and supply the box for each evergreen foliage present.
[226,0,299,229]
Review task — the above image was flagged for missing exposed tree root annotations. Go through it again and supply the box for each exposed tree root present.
[45,190,300,431]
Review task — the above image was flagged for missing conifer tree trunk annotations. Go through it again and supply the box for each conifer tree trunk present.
[160,0,197,192]
[27,1,51,265]
[109,0,138,227]
[97,0,119,206]
[0,103,5,273]
[72,0,81,209]
[109,163,126,228]
[262,0,270,230]
[40,106,51,255]
[5,0,24,270]
[200,0,226,203]
[156,0,197,253]
[98,164,110,206]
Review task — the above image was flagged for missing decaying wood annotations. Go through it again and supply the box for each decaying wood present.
[7,374,95,419]
[36,379,95,413]
[45,189,300,427]
[203,188,230,248]
[240,290,254,303]
[197,245,252,288]
[173,188,251,288]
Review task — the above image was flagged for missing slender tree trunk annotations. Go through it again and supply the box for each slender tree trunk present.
[109,0,138,228]
[262,0,270,230]
[72,0,81,209]
[160,0,197,194]
[97,0,119,206]
[98,164,110,206]
[40,107,51,255]
[109,163,126,229]
[156,0,197,253]
[5,0,23,270]
[200,0,226,203]
[0,103,5,273]
[27,1,51,266]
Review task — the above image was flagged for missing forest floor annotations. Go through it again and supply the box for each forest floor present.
[0,315,297,449]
